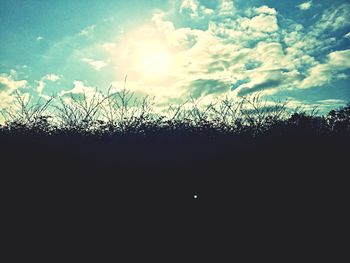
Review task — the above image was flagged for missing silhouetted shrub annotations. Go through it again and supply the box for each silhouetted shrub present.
[0,89,349,138]
[327,104,350,133]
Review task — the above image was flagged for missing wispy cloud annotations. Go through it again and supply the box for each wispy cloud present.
[58,80,103,103]
[79,25,96,36]
[36,74,60,93]
[0,72,27,92]
[298,1,312,11]
[82,58,108,71]
[218,0,236,17]
[286,98,347,114]
[92,0,350,107]
[2,0,349,113]
[0,72,28,109]
[301,49,350,88]
[180,0,200,17]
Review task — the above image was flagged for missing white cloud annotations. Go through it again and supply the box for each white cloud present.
[36,74,60,93]
[36,36,44,41]
[328,49,350,69]
[86,1,350,106]
[218,0,236,17]
[317,99,348,113]
[241,14,278,33]
[60,81,93,96]
[318,99,346,105]
[58,81,102,102]
[82,58,108,71]
[38,94,54,101]
[301,49,350,88]
[179,0,214,18]
[298,1,312,11]
[313,4,350,33]
[117,4,320,100]
[0,73,27,92]
[0,73,28,109]
[180,0,199,17]
[79,25,96,36]
[282,4,350,65]
[36,81,45,94]
[45,74,60,82]
[254,5,277,16]
[285,98,346,114]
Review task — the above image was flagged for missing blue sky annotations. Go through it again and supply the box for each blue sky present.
[1,0,350,115]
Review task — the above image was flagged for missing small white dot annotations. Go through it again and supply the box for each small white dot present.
[194,195,198,199]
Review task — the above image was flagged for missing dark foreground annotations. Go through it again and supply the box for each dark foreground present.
[1,131,349,261]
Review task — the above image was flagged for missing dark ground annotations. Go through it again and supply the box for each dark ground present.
[1,133,349,261]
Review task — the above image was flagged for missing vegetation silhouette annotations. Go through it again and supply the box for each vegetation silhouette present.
[1,89,349,170]
[1,89,349,136]
[1,88,349,260]
[1,88,348,188]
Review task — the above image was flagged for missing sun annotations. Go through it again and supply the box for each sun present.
[142,50,171,75]
[133,41,172,77]
[116,29,174,80]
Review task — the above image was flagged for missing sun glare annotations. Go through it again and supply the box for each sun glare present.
[131,40,172,78]
[142,50,171,75]
[117,28,175,81]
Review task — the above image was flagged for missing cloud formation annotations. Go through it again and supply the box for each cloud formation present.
[301,50,350,88]
[79,25,96,36]
[36,74,60,93]
[0,71,28,109]
[86,0,349,112]
[298,1,312,11]
[59,80,96,98]
[1,0,349,114]
[82,58,108,71]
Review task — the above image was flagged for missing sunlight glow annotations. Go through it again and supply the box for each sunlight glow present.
[114,24,178,85]
[142,49,171,75]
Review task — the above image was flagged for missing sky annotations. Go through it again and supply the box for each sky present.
[1,0,350,115]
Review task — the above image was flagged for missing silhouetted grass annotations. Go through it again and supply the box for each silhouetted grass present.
[1,89,349,137]
[1,88,349,178]
[1,89,349,260]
